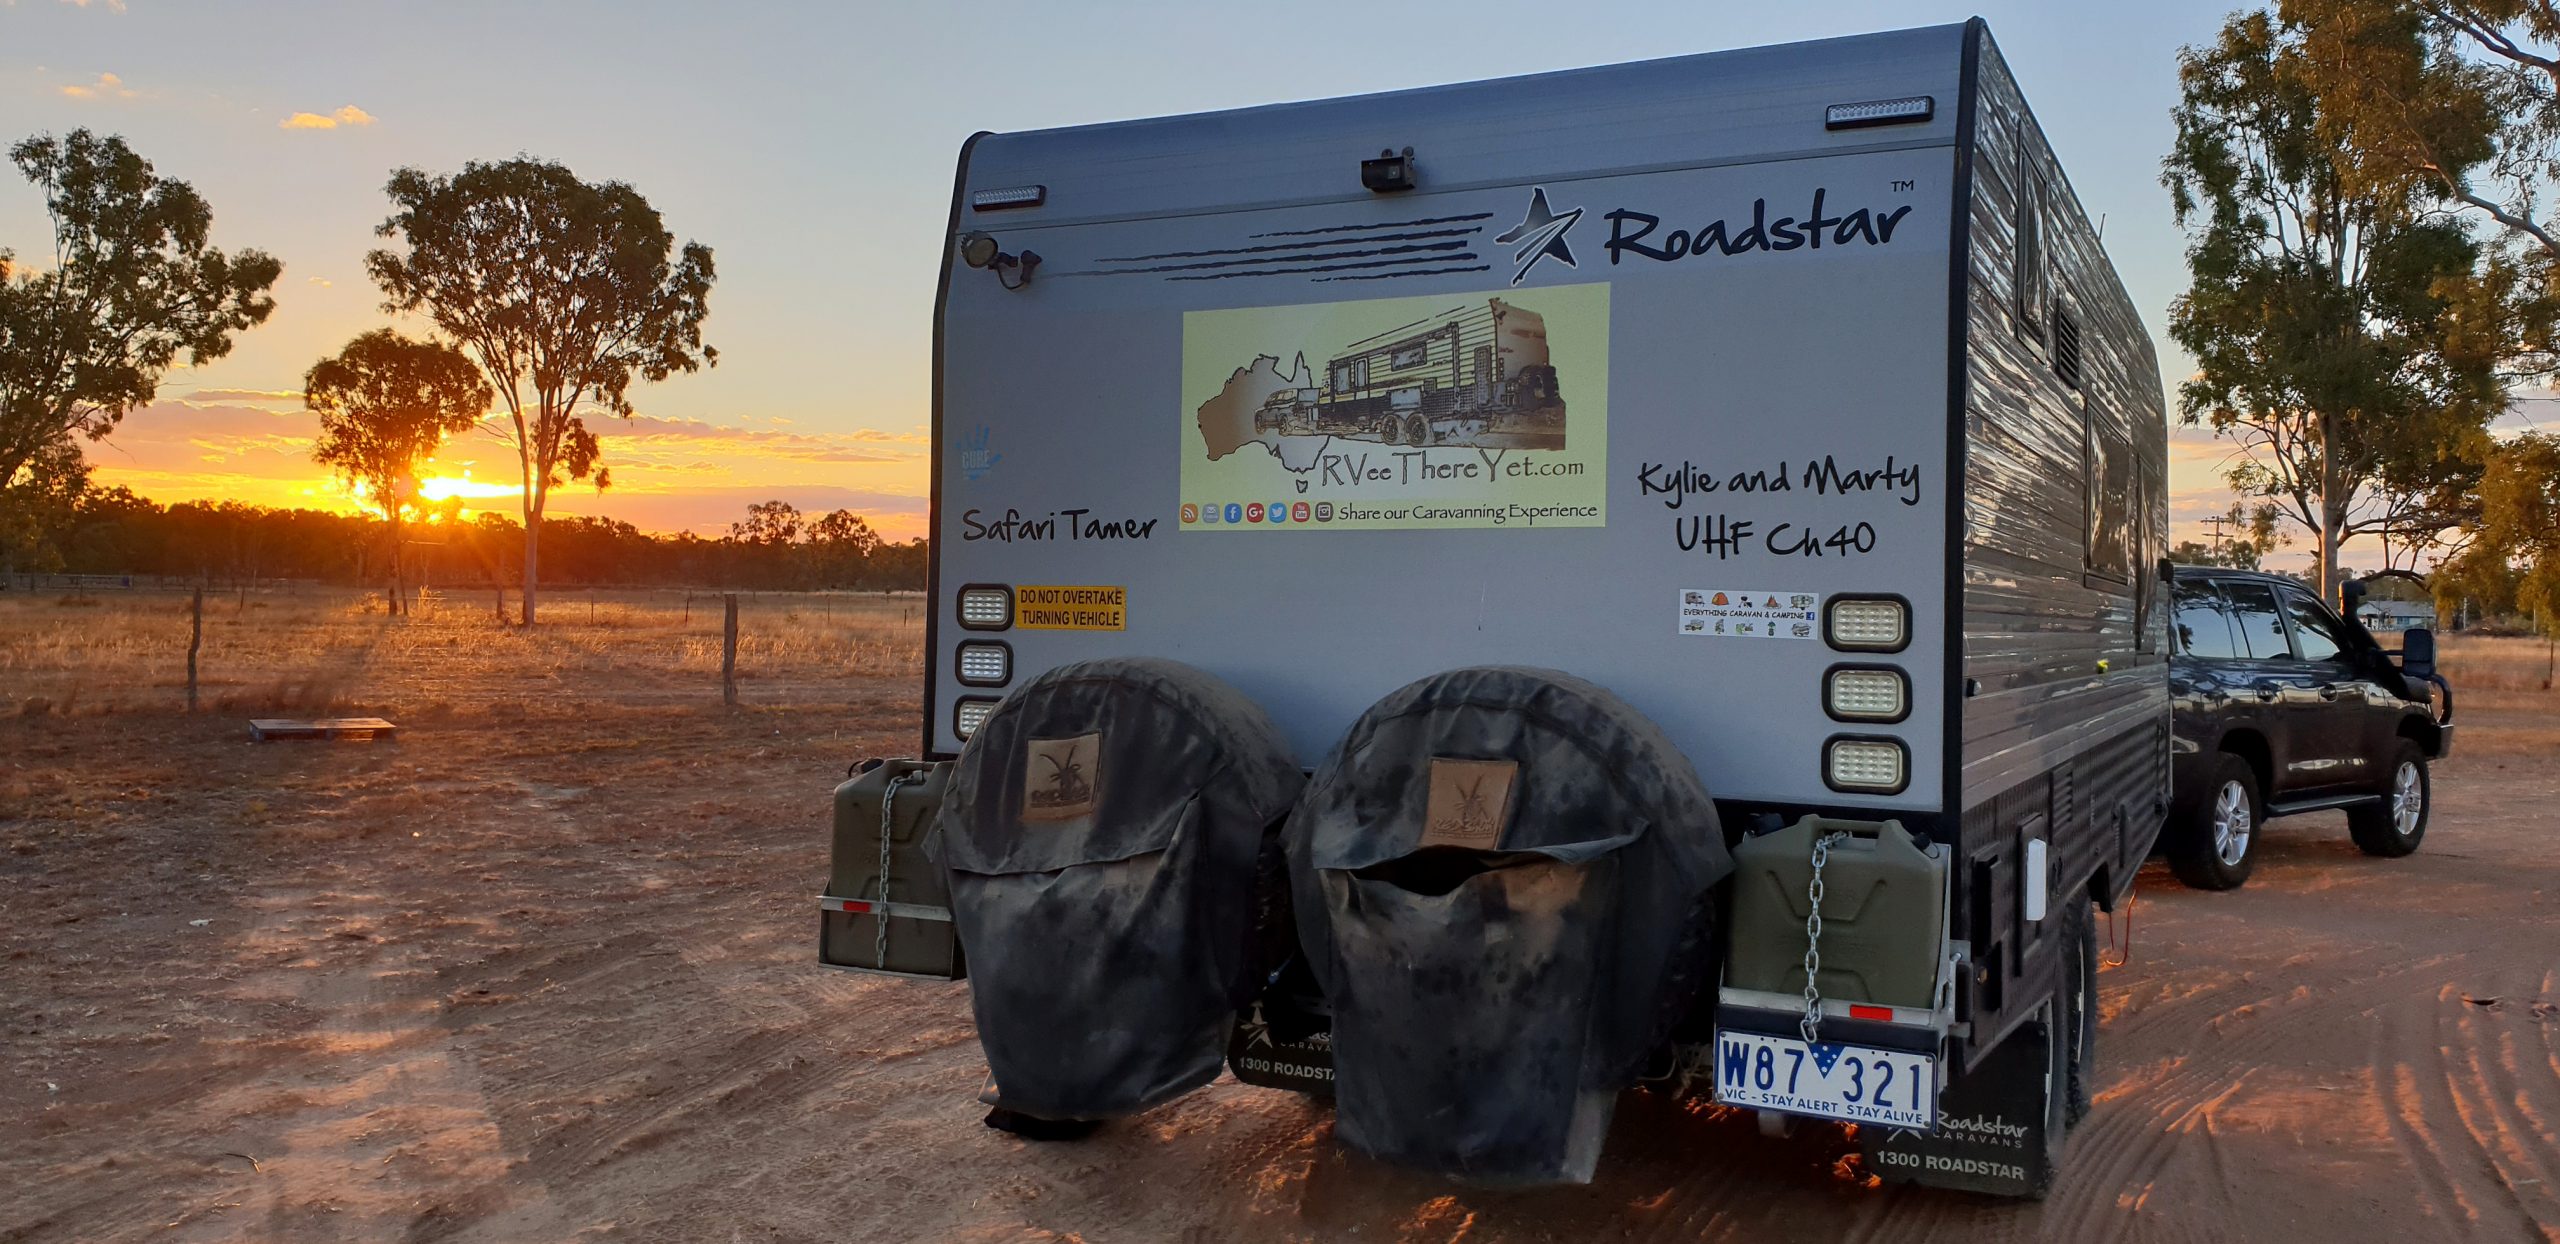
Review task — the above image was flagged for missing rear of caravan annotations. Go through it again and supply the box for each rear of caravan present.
[822,18,2167,1197]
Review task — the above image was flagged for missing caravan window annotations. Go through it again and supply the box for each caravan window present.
[2084,403,2133,582]
[2016,153,2048,340]
[1332,359,1366,392]
[2135,464,2161,650]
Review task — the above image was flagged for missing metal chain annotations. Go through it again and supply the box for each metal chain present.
[876,769,923,970]
[1801,830,1852,1044]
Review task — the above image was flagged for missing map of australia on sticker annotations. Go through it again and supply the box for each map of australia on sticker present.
[1678,589,1820,639]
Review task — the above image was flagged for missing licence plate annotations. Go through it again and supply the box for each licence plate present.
[1715,1029,1938,1130]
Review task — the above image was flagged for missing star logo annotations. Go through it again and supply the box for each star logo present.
[1808,1041,1846,1076]
[1495,187,1582,285]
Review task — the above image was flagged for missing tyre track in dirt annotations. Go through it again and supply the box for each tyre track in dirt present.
[12,701,2555,1243]
[2374,978,2560,1240]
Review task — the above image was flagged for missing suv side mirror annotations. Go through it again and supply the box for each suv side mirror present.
[2338,578,2367,616]
[2399,627,2436,679]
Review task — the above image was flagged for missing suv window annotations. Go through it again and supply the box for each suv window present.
[2282,591,2350,662]
[2172,583,2242,659]
[2221,581,2292,660]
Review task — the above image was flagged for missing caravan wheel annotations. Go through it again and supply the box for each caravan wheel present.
[1404,414,1431,445]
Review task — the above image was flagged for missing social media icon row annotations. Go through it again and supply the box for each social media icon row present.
[1184,500,1330,524]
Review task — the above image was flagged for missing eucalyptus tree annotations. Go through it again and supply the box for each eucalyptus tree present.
[306,329,493,613]
[367,158,714,624]
[1,130,279,513]
[2167,9,2510,596]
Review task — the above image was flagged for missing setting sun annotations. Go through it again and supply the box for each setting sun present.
[417,473,518,502]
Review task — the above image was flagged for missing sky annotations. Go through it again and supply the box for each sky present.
[2,0,2543,560]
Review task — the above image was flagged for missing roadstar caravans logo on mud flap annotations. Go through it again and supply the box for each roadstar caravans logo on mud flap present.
[1180,282,1609,532]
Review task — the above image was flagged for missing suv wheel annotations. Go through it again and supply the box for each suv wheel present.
[2347,740,2429,858]
[2169,753,2260,891]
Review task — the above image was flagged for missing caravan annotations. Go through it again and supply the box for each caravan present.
[823,19,2168,1197]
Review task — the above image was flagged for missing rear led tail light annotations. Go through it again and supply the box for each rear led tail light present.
[953,697,1000,739]
[1827,597,1909,652]
[955,642,1011,687]
[956,585,1012,631]
[1825,667,1909,722]
[1824,737,1908,794]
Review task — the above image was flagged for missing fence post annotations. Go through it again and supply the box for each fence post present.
[722,593,739,707]
[187,586,203,713]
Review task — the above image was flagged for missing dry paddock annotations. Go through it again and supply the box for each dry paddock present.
[2,590,2555,1243]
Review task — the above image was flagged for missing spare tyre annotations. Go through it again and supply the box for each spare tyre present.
[940,657,1303,1122]
[1289,666,1729,1184]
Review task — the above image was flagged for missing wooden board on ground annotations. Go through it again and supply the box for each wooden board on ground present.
[248,717,400,742]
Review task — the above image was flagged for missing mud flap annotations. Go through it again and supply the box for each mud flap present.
[1861,1017,2060,1198]
[1226,1003,1336,1097]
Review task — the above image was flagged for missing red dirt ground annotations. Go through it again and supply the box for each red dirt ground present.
[4,692,2554,1243]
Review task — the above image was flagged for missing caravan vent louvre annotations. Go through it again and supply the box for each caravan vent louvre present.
[2053,308,2083,390]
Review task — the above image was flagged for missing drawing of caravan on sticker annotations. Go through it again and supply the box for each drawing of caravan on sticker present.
[1197,295,1570,471]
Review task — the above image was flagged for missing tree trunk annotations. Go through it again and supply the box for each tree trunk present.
[2317,508,2343,604]
[388,509,406,617]
[2315,413,2343,602]
[521,508,540,627]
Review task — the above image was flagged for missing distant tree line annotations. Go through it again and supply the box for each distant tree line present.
[8,487,922,593]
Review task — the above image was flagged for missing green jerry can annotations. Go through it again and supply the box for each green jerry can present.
[818,758,965,979]
[1726,816,1946,1011]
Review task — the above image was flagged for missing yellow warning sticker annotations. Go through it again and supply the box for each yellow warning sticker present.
[1015,585,1127,631]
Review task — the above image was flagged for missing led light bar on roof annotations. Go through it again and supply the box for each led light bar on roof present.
[971,184,1047,210]
[1825,96,1935,130]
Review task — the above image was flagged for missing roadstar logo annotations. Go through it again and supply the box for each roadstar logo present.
[1936,1113,2033,1144]
[1496,186,1582,285]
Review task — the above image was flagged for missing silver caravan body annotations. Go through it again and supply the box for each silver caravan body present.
[890,18,2167,1193]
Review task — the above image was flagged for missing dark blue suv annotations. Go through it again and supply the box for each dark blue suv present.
[2164,567,2454,890]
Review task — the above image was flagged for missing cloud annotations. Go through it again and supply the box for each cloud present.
[279,105,376,131]
[63,0,130,10]
[612,413,927,465]
[306,276,333,289]
[59,71,134,100]
[180,388,304,406]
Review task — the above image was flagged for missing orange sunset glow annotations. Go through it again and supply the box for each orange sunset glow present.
[83,389,933,540]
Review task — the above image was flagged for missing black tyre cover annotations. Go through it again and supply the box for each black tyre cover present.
[940,657,1302,1120]
[1289,666,1730,1183]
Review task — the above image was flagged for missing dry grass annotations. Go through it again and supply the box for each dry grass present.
[0,585,925,717]
[2436,633,2560,693]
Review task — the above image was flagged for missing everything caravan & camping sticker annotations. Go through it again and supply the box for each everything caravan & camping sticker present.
[1180,282,1608,531]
